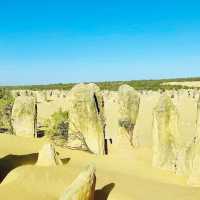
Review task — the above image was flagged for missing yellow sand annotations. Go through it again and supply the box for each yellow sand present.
[163,81,200,87]
[0,134,199,200]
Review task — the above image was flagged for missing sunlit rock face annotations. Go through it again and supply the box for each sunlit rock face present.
[152,94,200,175]
[152,95,179,172]
[118,85,140,147]
[67,83,105,155]
[36,143,62,166]
[188,97,200,186]
[102,85,140,154]
[0,98,13,134]
[60,164,96,200]
[11,96,37,137]
[134,91,161,147]
[187,143,200,186]
[103,90,120,145]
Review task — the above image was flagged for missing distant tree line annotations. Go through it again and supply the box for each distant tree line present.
[1,77,200,91]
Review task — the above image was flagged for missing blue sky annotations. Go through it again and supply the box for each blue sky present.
[0,0,200,85]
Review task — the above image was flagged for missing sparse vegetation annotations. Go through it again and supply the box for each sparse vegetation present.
[119,119,135,146]
[45,109,69,139]
[1,77,200,91]
[45,109,92,152]
[0,89,14,134]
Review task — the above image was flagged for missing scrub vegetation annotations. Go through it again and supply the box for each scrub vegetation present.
[0,89,14,133]
[1,77,200,91]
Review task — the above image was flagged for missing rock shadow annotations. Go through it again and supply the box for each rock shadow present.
[36,130,45,138]
[0,153,38,183]
[61,157,71,165]
[95,183,115,200]
[0,128,9,133]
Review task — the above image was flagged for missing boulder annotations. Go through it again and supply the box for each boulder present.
[37,143,62,166]
[60,164,96,200]
[11,96,37,137]
[67,83,105,155]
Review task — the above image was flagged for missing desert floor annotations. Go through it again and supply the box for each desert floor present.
[0,134,199,200]
[163,81,200,87]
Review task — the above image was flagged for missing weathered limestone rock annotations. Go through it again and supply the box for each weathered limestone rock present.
[11,96,37,137]
[35,91,48,102]
[118,85,140,146]
[152,94,192,174]
[152,95,179,172]
[102,90,120,154]
[60,164,96,200]
[67,83,105,155]
[134,91,160,147]
[0,92,14,134]
[187,142,200,186]
[152,92,200,179]
[188,97,200,186]
[103,91,119,144]
[174,92,197,148]
[37,143,62,166]
[102,86,140,153]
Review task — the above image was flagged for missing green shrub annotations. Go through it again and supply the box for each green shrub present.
[45,109,69,139]
[0,89,14,133]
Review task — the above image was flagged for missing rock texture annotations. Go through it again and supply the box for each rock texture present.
[152,93,200,177]
[118,85,140,146]
[67,83,105,155]
[152,95,180,172]
[134,92,161,147]
[187,143,200,186]
[11,96,37,137]
[37,143,62,166]
[0,98,13,134]
[60,164,96,200]
[9,85,200,186]
[103,91,119,144]
[152,94,197,175]
[188,97,200,186]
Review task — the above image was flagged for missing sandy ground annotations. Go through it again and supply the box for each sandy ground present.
[163,81,200,87]
[0,134,200,200]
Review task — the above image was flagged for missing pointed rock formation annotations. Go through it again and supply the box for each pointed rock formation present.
[188,97,200,186]
[118,85,140,146]
[152,95,180,172]
[103,91,120,145]
[11,96,37,137]
[60,164,96,200]
[37,143,62,166]
[67,83,105,155]
[133,91,161,147]
[0,90,14,134]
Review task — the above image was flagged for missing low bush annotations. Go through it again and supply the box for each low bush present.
[45,109,69,139]
[0,89,14,134]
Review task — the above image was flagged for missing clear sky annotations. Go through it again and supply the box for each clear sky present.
[0,0,200,85]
